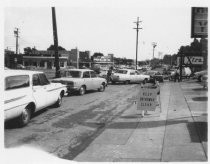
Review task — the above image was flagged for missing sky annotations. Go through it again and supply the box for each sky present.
[3,0,209,61]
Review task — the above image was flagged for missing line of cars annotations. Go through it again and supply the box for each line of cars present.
[4,69,107,127]
[4,68,155,127]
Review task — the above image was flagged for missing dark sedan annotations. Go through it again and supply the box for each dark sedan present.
[144,70,164,82]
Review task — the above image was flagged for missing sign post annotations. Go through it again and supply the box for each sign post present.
[137,86,159,117]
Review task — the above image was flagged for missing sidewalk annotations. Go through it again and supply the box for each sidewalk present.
[74,82,207,162]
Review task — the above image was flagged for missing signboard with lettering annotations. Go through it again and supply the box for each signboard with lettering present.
[93,56,111,62]
[184,56,204,65]
[137,87,157,111]
[177,56,204,66]
[191,7,208,38]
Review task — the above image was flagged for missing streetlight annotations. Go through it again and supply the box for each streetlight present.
[152,42,157,59]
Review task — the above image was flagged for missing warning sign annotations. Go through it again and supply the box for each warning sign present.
[137,87,158,111]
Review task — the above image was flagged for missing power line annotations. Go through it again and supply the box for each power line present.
[133,17,142,70]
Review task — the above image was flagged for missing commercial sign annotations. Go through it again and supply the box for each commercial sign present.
[137,87,157,111]
[93,56,111,62]
[184,56,204,65]
[191,7,208,38]
[177,56,204,66]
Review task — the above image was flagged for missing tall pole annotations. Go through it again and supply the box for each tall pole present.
[152,42,157,59]
[14,28,19,55]
[52,7,60,78]
[133,17,142,70]
[14,28,19,68]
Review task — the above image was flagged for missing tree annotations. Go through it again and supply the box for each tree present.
[47,45,66,51]
[24,47,32,54]
[92,52,104,58]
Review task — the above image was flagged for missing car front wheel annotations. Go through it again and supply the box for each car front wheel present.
[55,93,62,107]
[98,84,105,92]
[19,107,31,126]
[79,86,86,95]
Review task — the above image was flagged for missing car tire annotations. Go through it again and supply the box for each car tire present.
[19,107,31,126]
[79,86,86,95]
[98,84,105,92]
[198,76,202,82]
[124,80,130,85]
[55,93,62,107]
[142,78,147,84]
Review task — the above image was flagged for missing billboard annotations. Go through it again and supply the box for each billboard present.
[177,56,204,66]
[191,7,208,38]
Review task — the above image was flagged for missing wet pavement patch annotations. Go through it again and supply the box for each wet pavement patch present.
[52,103,116,129]
[19,134,40,144]
[192,97,208,102]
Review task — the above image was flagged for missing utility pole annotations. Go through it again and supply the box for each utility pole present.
[14,28,19,55]
[14,28,19,68]
[133,17,142,70]
[152,42,157,59]
[52,7,60,78]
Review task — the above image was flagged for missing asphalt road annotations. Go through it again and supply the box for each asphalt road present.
[4,83,142,159]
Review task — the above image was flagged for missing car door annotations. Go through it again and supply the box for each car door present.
[90,71,100,89]
[83,71,93,90]
[39,73,57,105]
[129,71,136,82]
[135,71,142,82]
[32,74,48,110]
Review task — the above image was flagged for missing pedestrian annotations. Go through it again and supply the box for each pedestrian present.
[107,66,113,85]
[174,69,180,82]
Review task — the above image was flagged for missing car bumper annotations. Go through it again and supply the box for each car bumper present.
[66,86,80,93]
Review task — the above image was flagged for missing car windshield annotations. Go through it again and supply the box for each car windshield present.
[64,71,82,78]
[115,70,128,74]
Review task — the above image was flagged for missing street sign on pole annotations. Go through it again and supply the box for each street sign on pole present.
[191,7,208,38]
[137,87,158,111]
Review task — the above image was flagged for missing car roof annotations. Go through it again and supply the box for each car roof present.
[4,69,43,76]
[118,69,135,71]
[64,69,93,72]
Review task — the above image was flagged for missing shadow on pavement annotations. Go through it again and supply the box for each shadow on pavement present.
[192,97,208,101]
[187,122,207,142]
[192,88,208,91]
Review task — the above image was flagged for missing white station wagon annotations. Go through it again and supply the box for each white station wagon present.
[4,70,67,126]
[111,69,150,84]
[52,69,107,95]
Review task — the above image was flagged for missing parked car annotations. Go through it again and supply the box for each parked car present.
[98,69,108,79]
[17,64,26,69]
[111,69,150,84]
[4,70,67,126]
[51,69,107,95]
[169,67,192,80]
[201,74,208,89]
[144,70,164,82]
[193,70,207,82]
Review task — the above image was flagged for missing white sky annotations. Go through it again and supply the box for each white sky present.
[3,0,209,61]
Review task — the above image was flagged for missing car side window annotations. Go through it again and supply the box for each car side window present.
[130,71,135,75]
[156,72,160,75]
[5,75,30,90]
[39,73,50,85]
[83,71,90,78]
[90,71,97,78]
[33,74,41,86]
[135,71,140,75]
